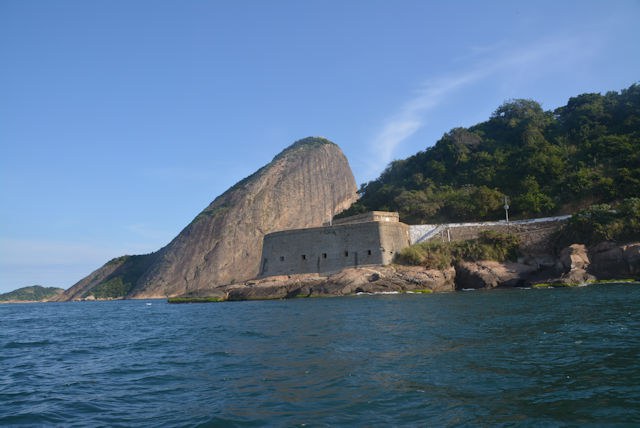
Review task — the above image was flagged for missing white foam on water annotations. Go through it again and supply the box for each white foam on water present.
[356,291,401,295]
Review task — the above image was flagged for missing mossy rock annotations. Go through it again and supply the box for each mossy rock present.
[167,296,225,304]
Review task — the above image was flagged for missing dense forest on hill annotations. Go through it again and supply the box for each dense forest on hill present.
[340,84,640,224]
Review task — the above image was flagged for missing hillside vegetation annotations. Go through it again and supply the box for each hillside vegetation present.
[340,84,640,224]
[396,230,520,269]
[0,286,64,302]
[555,197,640,247]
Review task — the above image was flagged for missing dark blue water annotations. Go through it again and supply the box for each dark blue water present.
[2,284,640,427]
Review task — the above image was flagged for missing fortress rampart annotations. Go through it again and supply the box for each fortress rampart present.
[260,215,410,277]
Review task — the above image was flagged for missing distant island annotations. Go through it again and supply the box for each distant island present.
[0,286,64,303]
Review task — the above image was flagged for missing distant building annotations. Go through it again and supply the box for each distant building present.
[260,211,410,277]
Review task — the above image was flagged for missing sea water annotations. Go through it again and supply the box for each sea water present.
[1,284,639,426]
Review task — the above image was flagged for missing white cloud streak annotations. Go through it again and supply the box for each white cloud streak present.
[368,35,598,179]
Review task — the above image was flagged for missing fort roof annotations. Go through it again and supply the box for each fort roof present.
[326,211,400,226]
[260,212,409,277]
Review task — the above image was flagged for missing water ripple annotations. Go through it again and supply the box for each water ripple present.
[1,285,640,425]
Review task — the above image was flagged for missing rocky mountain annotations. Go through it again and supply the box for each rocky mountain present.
[56,137,358,300]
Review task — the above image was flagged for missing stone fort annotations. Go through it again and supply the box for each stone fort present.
[259,211,569,278]
[259,211,410,277]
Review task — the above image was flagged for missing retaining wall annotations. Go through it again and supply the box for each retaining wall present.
[410,216,570,253]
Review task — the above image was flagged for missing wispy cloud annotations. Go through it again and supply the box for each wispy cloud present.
[367,34,598,179]
[371,71,484,168]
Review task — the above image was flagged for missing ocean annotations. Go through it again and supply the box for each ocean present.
[1,283,639,427]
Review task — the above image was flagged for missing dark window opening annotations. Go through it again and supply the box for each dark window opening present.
[367,250,372,255]
[322,253,327,259]
[302,254,307,260]
[344,251,349,257]
[280,256,285,262]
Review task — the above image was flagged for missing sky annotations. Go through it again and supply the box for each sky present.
[1,0,639,293]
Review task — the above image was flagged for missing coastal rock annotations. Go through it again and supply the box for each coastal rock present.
[589,242,627,278]
[455,261,537,289]
[585,242,640,279]
[209,265,456,301]
[560,244,590,271]
[552,244,595,285]
[390,265,456,292]
[558,268,595,285]
[519,254,557,270]
[58,138,358,301]
[321,266,456,294]
[623,244,640,275]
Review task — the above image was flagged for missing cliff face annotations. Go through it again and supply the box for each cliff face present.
[58,137,358,300]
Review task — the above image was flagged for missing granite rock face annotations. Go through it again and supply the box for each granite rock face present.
[454,260,537,289]
[623,244,640,275]
[589,242,640,278]
[221,265,456,301]
[560,244,590,271]
[58,137,358,300]
[557,244,595,284]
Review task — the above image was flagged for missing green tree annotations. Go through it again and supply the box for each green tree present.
[336,84,640,224]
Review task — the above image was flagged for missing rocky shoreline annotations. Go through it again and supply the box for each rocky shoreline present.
[169,241,640,302]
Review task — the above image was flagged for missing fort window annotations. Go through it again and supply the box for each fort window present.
[344,251,349,257]
[367,250,372,255]
[322,253,327,259]
[302,254,307,260]
[280,256,285,262]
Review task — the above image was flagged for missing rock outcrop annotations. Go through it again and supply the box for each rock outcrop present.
[450,242,640,291]
[454,261,537,289]
[557,244,596,284]
[177,265,456,302]
[57,137,358,300]
[589,242,640,278]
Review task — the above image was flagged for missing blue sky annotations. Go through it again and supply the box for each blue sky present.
[1,1,639,293]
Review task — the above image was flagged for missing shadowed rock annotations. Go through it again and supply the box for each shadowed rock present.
[455,260,536,289]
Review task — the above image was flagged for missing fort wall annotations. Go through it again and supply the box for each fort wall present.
[260,220,409,277]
